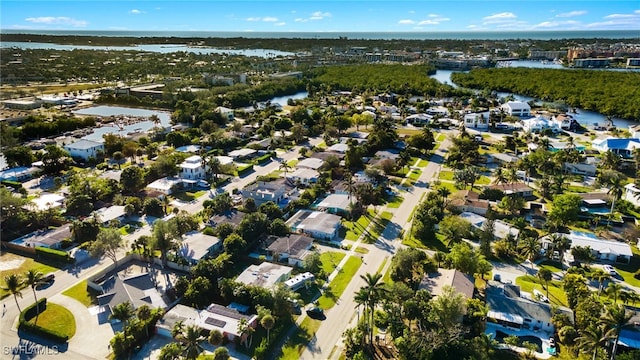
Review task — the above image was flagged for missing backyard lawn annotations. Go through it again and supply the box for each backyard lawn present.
[0,253,58,299]
[62,280,97,307]
[28,302,76,339]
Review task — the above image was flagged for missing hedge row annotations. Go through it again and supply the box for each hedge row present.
[18,298,69,343]
[35,246,75,264]
[254,153,273,164]
[237,164,254,176]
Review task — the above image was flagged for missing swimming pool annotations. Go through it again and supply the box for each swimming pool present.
[571,230,598,239]
[494,330,542,353]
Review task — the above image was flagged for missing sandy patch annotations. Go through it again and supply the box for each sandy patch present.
[0,259,25,271]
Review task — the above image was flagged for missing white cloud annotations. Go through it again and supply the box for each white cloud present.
[408,10,415,14]
[294,18,306,23]
[398,19,415,25]
[262,17,279,22]
[296,11,331,22]
[246,17,261,22]
[556,10,586,18]
[586,10,640,28]
[129,9,144,15]
[25,16,87,27]
[275,22,286,26]
[399,14,449,26]
[482,12,517,24]
[427,14,440,18]
[604,13,636,19]
[532,20,580,29]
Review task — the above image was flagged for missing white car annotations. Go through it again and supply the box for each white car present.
[603,265,618,276]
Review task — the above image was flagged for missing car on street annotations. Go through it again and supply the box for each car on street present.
[493,274,501,282]
[603,265,618,276]
[43,273,55,282]
[306,306,325,320]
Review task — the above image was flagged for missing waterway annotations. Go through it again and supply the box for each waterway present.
[0,42,295,58]
[73,106,172,142]
[429,61,635,129]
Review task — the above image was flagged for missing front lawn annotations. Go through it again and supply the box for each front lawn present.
[417,159,429,167]
[341,210,375,241]
[515,275,568,307]
[614,249,640,288]
[278,317,322,360]
[317,256,362,310]
[319,252,346,275]
[363,211,393,243]
[438,170,455,181]
[402,232,449,252]
[171,190,206,202]
[386,195,404,208]
[28,303,76,339]
[0,253,58,299]
[62,280,97,307]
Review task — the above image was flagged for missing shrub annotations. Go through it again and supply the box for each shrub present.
[255,153,272,164]
[18,298,69,343]
[35,246,74,264]
[237,164,254,175]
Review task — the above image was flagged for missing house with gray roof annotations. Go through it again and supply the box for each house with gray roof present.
[315,193,352,215]
[296,157,325,170]
[286,210,342,241]
[97,272,170,316]
[241,180,287,206]
[158,303,257,341]
[177,231,222,265]
[63,139,105,161]
[266,234,314,267]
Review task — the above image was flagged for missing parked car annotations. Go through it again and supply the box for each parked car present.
[549,337,556,348]
[603,265,618,276]
[493,274,501,282]
[306,306,325,320]
[43,273,55,282]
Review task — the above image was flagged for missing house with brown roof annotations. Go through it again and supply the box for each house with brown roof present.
[450,190,490,215]
[419,268,475,300]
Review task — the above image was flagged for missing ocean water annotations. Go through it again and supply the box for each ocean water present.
[2,29,639,40]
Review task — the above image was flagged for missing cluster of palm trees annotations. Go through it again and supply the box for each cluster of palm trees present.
[160,320,233,360]
[1,269,49,315]
[354,272,388,346]
[575,304,633,360]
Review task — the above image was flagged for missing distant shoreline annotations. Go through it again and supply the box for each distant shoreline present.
[2,29,639,41]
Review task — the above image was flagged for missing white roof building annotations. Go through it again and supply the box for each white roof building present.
[228,148,257,160]
[521,116,560,134]
[459,212,519,239]
[235,262,293,289]
[541,231,633,264]
[94,205,126,224]
[624,183,640,207]
[146,177,182,194]
[177,231,222,265]
[63,139,105,161]
[502,101,531,117]
[286,210,342,241]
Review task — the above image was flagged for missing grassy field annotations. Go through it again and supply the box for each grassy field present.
[319,252,346,275]
[417,159,429,167]
[29,303,76,339]
[0,253,59,299]
[438,170,454,181]
[436,133,446,142]
[354,246,369,254]
[515,275,568,307]
[341,210,375,241]
[362,211,393,243]
[615,247,640,288]
[278,317,322,360]
[171,190,207,202]
[402,232,449,252]
[62,280,97,307]
[317,256,362,310]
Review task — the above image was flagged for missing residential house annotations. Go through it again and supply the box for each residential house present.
[63,139,105,161]
[228,148,257,161]
[209,209,247,228]
[30,193,65,211]
[0,166,39,182]
[463,111,490,130]
[374,149,400,162]
[541,231,632,264]
[315,193,352,215]
[459,212,519,239]
[97,272,170,317]
[175,144,201,153]
[405,113,433,126]
[241,180,287,206]
[216,106,235,121]
[521,116,560,134]
[266,234,314,267]
[327,142,349,154]
[501,101,531,117]
[235,262,293,289]
[10,224,71,249]
[624,183,640,207]
[158,304,257,341]
[177,231,222,265]
[487,183,534,198]
[563,162,597,176]
[450,190,490,215]
[146,177,183,195]
[552,114,580,131]
[296,157,325,171]
[592,137,640,158]
[419,269,475,300]
[488,153,519,165]
[179,155,207,180]
[286,210,342,241]
[286,168,319,186]
[94,205,126,226]
[486,285,572,335]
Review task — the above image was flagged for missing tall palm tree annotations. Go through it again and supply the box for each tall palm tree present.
[260,314,275,342]
[110,301,135,339]
[2,274,24,313]
[536,268,553,299]
[436,186,451,208]
[493,167,508,185]
[600,304,632,360]
[359,272,387,345]
[607,176,624,223]
[576,324,611,360]
[518,236,540,269]
[590,268,611,295]
[237,318,254,348]
[152,219,178,266]
[181,325,204,360]
[24,269,45,316]
[209,156,222,182]
[605,283,624,303]
[433,251,446,268]
[279,160,291,177]
[136,304,153,338]
[548,233,571,264]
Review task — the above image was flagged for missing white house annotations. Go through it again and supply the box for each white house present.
[592,137,640,158]
[521,116,560,134]
[502,101,531,117]
[216,106,234,121]
[177,231,222,265]
[463,111,490,130]
[624,183,640,207]
[241,180,287,206]
[63,139,104,161]
[286,210,342,241]
[235,262,293,289]
[285,168,319,185]
[146,177,183,195]
[541,232,633,264]
[179,155,207,180]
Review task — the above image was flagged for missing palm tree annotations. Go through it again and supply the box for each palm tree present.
[2,274,24,313]
[436,187,451,208]
[576,324,611,360]
[590,268,611,295]
[536,268,553,299]
[600,304,632,360]
[433,251,446,268]
[110,301,135,339]
[136,304,153,338]
[279,160,291,177]
[237,318,254,348]
[602,150,621,170]
[518,236,540,269]
[359,272,387,345]
[152,219,178,266]
[171,320,185,338]
[493,167,508,185]
[607,176,624,224]
[181,325,204,360]
[260,314,275,342]
[209,156,222,182]
[24,269,45,316]
[548,233,571,264]
[208,329,224,347]
[605,283,624,303]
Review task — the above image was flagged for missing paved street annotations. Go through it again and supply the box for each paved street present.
[299,136,452,360]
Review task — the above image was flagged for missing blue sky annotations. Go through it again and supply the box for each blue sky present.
[2,1,639,32]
